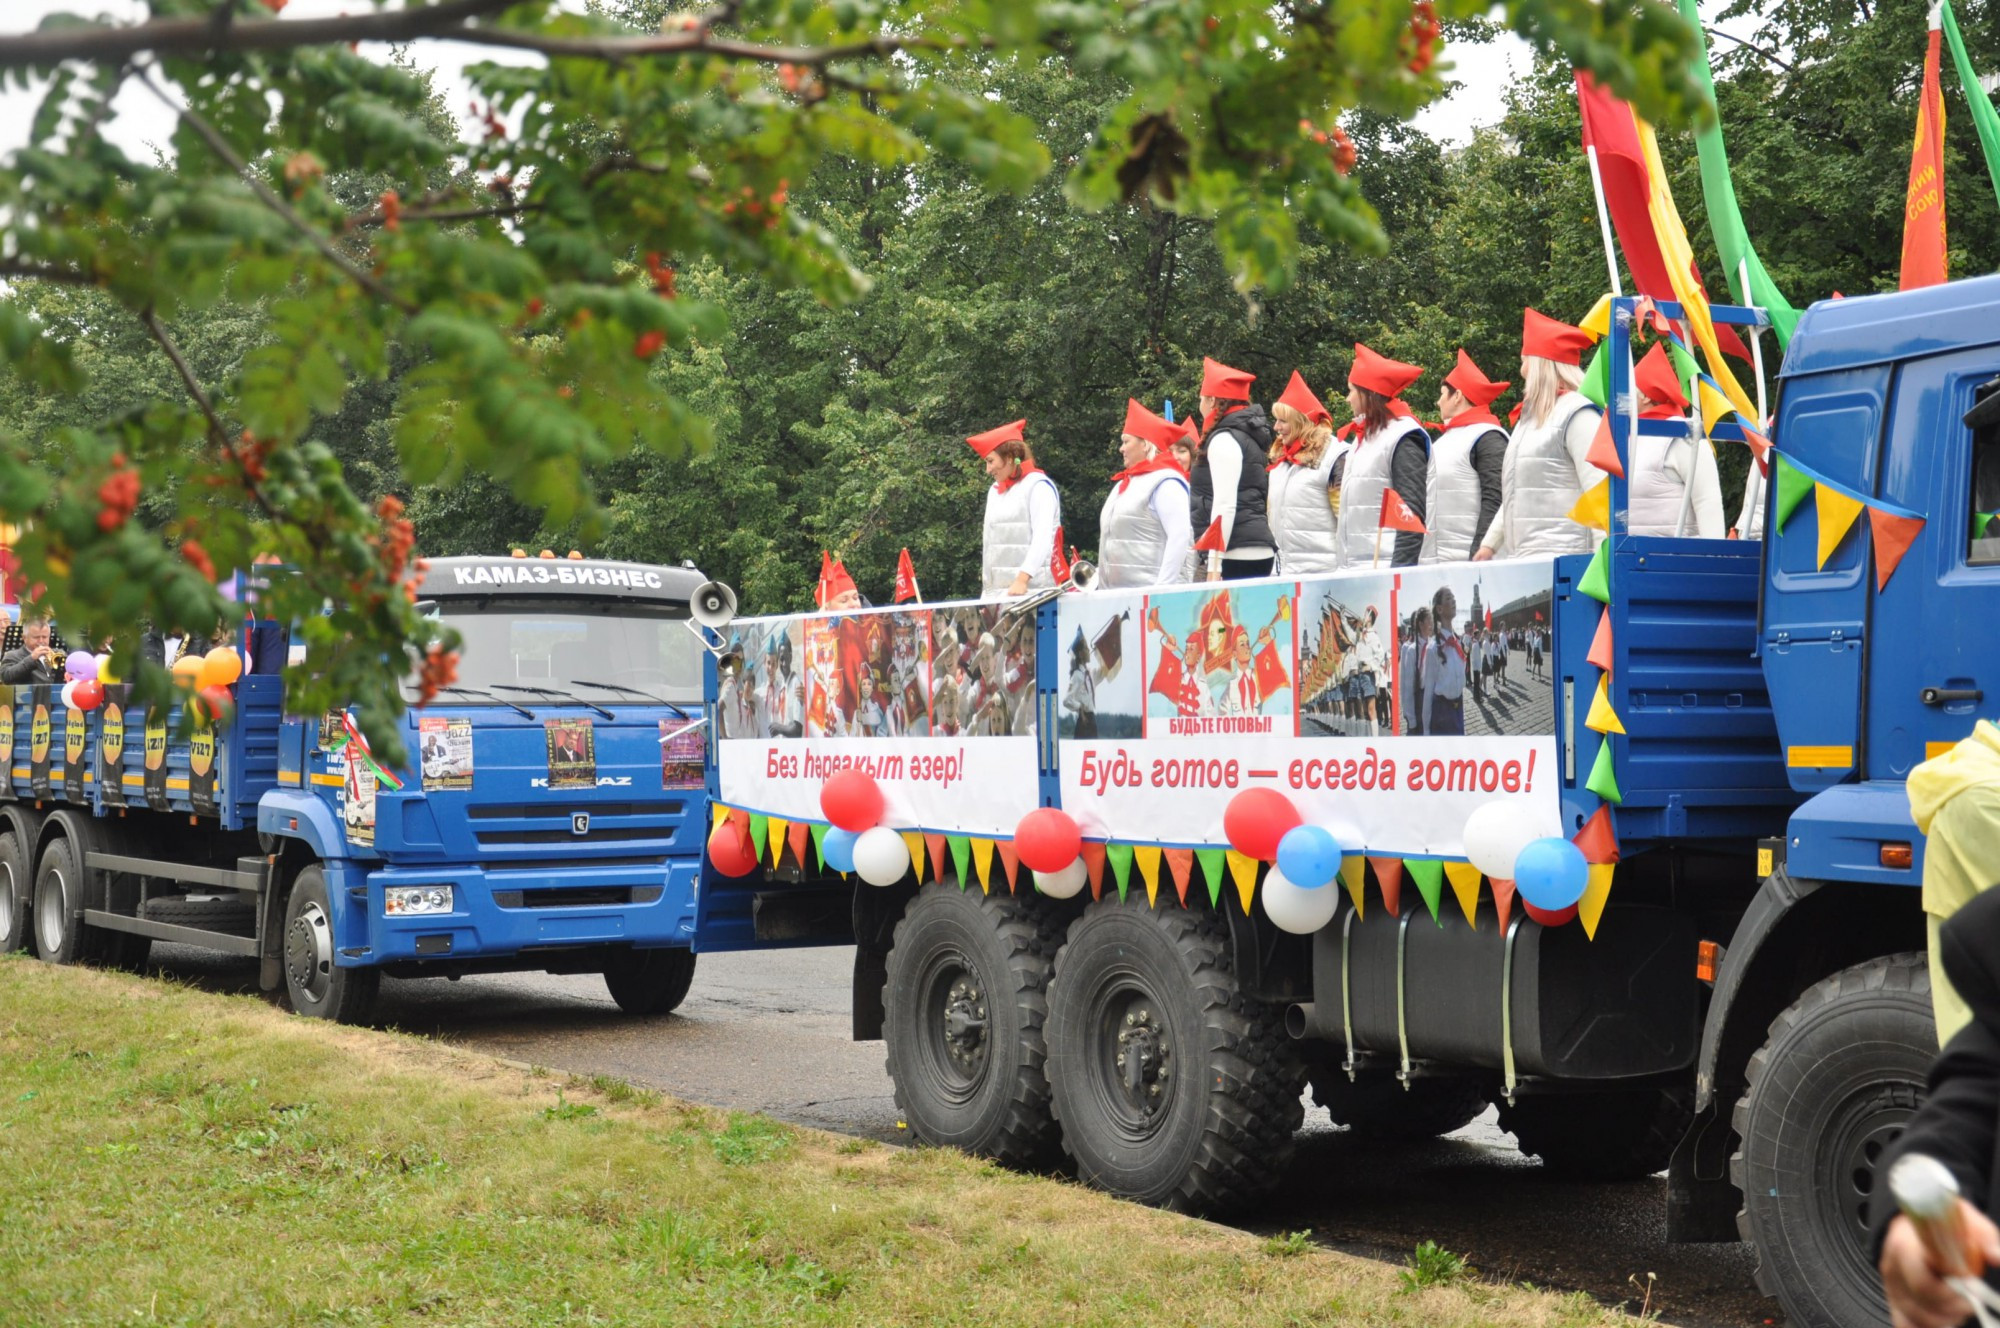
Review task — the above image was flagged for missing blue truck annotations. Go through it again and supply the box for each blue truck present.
[696,281,2000,1328]
[0,553,721,1026]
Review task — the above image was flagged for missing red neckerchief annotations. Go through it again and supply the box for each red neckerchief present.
[1113,455,1184,492]
[1442,407,1501,430]
[995,462,1041,495]
[1268,427,1324,470]
[1201,402,1247,437]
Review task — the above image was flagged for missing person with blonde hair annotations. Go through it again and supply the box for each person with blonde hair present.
[1266,370,1346,574]
[1476,309,1605,560]
[1333,344,1430,567]
[968,419,1062,598]
[1096,399,1192,589]
[1423,349,1510,563]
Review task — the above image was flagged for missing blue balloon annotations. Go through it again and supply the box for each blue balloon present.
[1514,837,1590,911]
[822,827,860,873]
[1275,825,1340,889]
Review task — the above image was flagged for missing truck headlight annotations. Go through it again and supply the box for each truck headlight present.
[384,885,454,916]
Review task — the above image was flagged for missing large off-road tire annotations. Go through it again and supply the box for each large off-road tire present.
[32,836,89,965]
[603,948,697,1015]
[0,829,29,954]
[282,865,379,1024]
[1498,1085,1691,1181]
[882,882,1064,1167]
[1312,1071,1489,1141]
[143,894,259,937]
[1046,895,1305,1213]
[1731,953,1933,1328]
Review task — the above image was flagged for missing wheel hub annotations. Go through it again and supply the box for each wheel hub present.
[0,861,14,947]
[1114,1005,1172,1110]
[285,901,334,1006]
[35,867,66,956]
[1829,1089,1916,1239]
[941,978,988,1070]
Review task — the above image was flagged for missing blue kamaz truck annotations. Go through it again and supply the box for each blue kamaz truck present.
[695,281,2000,1328]
[0,553,719,1026]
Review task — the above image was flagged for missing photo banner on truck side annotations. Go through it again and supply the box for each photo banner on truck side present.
[1057,561,1563,857]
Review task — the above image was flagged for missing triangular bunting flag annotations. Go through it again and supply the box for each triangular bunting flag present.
[1774,455,1813,532]
[1815,483,1866,569]
[1081,841,1108,902]
[924,832,948,884]
[1195,848,1226,908]
[1574,803,1621,863]
[787,821,810,870]
[1443,861,1484,927]
[1226,849,1259,915]
[901,830,927,883]
[1579,862,1617,940]
[1163,848,1194,905]
[1668,341,1702,395]
[1585,412,1624,479]
[1340,854,1367,918]
[1578,343,1609,409]
[1569,476,1611,533]
[1491,877,1516,934]
[768,817,790,869]
[948,835,972,890]
[712,803,730,835]
[1578,292,1613,340]
[1585,674,1626,735]
[970,837,995,893]
[809,821,829,869]
[1405,858,1444,923]
[1367,856,1405,917]
[747,812,769,857]
[1106,842,1134,901]
[1134,844,1162,907]
[1739,424,1773,463]
[1869,509,1926,591]
[1586,739,1623,804]
[994,839,1020,893]
[1578,540,1611,603]
[1587,608,1614,673]
[1697,376,1739,436]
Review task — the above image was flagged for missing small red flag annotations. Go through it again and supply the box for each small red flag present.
[1050,525,1073,585]
[1379,487,1426,535]
[1193,517,1227,553]
[1485,606,1493,630]
[1585,412,1624,479]
[1252,640,1290,701]
[814,550,833,609]
[893,548,920,603]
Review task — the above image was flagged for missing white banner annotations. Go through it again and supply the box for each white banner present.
[1059,735,1561,858]
[719,736,1041,837]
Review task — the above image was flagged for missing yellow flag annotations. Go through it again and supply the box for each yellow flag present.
[900,830,926,883]
[1579,862,1617,940]
[1226,850,1259,915]
[767,817,789,868]
[970,837,995,894]
[1134,845,1162,908]
[1815,484,1866,569]
[1443,861,1484,926]
[711,803,730,835]
[1568,477,1611,533]
[1340,855,1366,918]
[1579,293,1614,340]
[1585,675,1626,736]
[1696,377,1739,437]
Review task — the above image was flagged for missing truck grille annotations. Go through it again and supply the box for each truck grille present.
[466,800,691,852]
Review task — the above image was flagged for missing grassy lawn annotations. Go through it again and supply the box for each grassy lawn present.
[0,956,1624,1327]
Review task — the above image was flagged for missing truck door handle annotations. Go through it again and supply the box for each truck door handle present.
[1921,687,1983,707]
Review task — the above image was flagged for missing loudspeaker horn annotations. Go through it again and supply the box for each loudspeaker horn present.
[691,580,737,629]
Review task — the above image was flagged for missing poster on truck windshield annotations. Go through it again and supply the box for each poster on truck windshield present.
[1058,560,1564,858]
[714,602,1040,837]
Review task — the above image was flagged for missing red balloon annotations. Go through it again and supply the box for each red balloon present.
[819,768,884,832]
[71,679,104,712]
[708,818,760,877]
[1521,899,1579,927]
[1223,787,1302,861]
[1013,807,1081,874]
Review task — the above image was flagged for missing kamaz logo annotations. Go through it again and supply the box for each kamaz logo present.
[530,776,632,788]
[571,813,590,836]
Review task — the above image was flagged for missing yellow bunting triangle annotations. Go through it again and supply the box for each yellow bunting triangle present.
[970,837,995,894]
[1697,377,1739,437]
[767,817,789,868]
[1815,484,1866,569]
[900,830,926,883]
[1134,845,1162,907]
[1579,862,1617,940]
[1339,855,1366,918]
[1443,862,1484,927]
[1568,476,1611,533]
[1585,675,1626,736]
[1578,292,1613,340]
[1225,849,1259,916]
[711,804,729,835]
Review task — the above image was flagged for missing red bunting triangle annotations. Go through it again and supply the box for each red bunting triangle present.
[1585,412,1624,479]
[1738,424,1774,463]
[994,840,1021,893]
[1869,509,1926,592]
[1367,856,1404,917]
[1587,609,1614,674]
[924,833,948,883]
[1491,877,1516,934]
[1574,803,1621,864]
[1162,848,1195,905]
[1080,841,1108,901]
[786,821,810,868]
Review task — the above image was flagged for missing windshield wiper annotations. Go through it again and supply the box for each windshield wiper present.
[571,678,691,719]
[430,685,536,719]
[492,684,614,721]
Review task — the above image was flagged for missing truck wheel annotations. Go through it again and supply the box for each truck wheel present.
[32,836,87,964]
[1312,1072,1489,1141]
[0,830,28,954]
[602,948,697,1015]
[143,894,258,937]
[882,882,1063,1167]
[1046,896,1305,1212]
[1731,952,1933,1328]
[282,865,379,1024]
[1498,1086,1691,1180]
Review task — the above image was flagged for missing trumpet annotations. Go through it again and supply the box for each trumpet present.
[1006,558,1097,617]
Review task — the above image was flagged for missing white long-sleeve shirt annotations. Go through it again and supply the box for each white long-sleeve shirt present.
[1203,435,1275,561]
[1010,480,1061,580]
[1151,480,1193,584]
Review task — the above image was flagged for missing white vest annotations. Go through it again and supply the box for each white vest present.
[981,472,1060,597]
[1335,420,1425,566]
[1420,422,1497,563]
[1097,469,1189,589]
[1268,444,1343,574]
[1629,422,1700,536]
[1496,393,1597,557]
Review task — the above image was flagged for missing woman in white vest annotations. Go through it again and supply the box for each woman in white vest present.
[1096,399,1192,589]
[1266,370,1346,574]
[1477,308,1604,561]
[1333,343,1430,567]
[1628,343,1725,538]
[1421,349,1510,563]
[970,419,1062,598]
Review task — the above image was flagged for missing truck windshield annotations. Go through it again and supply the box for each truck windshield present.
[414,597,703,707]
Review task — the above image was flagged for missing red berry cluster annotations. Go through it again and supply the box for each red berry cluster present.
[645,252,677,299]
[182,539,216,581]
[720,182,788,230]
[1300,120,1358,177]
[417,644,460,706]
[634,330,667,359]
[469,100,507,141]
[376,494,416,583]
[380,190,401,232]
[96,455,140,533]
[1407,1,1441,74]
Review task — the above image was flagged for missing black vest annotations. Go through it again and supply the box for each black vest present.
[1190,406,1274,554]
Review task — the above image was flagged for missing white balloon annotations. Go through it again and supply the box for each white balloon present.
[1463,801,1540,880]
[1260,865,1340,936]
[1032,857,1088,900]
[852,825,910,888]
[59,679,78,711]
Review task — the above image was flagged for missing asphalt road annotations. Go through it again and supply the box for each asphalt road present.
[145,942,1773,1327]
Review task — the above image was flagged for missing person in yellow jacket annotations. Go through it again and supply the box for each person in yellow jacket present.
[1908,720,2000,1044]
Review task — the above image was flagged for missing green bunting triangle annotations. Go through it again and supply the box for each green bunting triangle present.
[1668,340,1701,394]
[1405,858,1445,924]
[1106,843,1134,901]
[1586,739,1623,804]
[1578,540,1611,603]
[1578,343,1609,409]
[1195,848,1226,908]
[809,821,829,869]
[1774,455,1814,533]
[947,835,971,889]
[747,812,769,854]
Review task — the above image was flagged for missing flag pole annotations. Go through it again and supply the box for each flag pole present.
[1586,146,1624,297]
[1741,257,1769,535]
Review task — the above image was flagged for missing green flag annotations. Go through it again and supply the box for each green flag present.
[1195,848,1226,908]
[1676,0,1801,348]
[1774,455,1815,532]
[1105,843,1134,902]
[1942,0,2000,215]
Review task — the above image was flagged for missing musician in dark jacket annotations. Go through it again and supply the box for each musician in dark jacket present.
[0,617,58,685]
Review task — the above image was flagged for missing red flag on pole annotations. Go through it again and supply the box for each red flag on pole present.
[814,550,833,609]
[1050,525,1072,585]
[1193,518,1227,552]
[1379,487,1426,535]
[1485,605,1494,630]
[893,548,920,603]
[1901,22,1949,289]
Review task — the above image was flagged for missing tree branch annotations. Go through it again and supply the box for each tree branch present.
[140,307,227,448]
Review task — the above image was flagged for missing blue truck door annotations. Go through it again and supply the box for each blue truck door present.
[1866,347,2000,780]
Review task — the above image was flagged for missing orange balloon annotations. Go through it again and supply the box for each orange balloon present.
[171,655,204,687]
[197,646,243,690]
